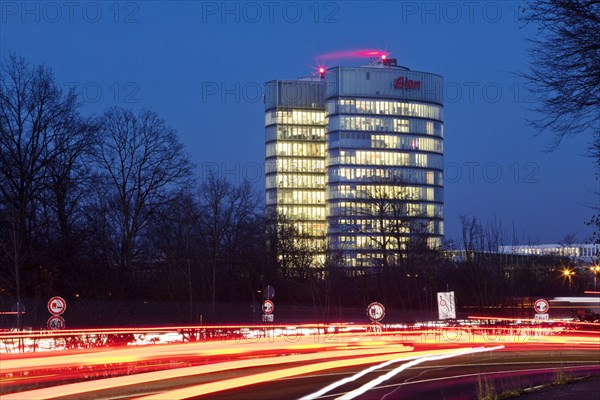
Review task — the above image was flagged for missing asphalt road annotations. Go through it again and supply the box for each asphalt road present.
[2,326,599,400]
[200,351,600,400]
[25,349,597,400]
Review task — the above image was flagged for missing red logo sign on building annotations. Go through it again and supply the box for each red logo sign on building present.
[394,77,421,91]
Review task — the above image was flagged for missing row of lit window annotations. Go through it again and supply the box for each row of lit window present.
[327,116,444,140]
[329,133,443,153]
[265,125,325,142]
[277,189,326,204]
[265,110,326,126]
[336,238,443,267]
[266,166,443,186]
[277,221,326,237]
[277,205,326,220]
[330,220,443,238]
[327,185,439,202]
[329,201,442,218]
[266,142,326,158]
[329,116,409,133]
[329,151,443,168]
[329,118,443,138]
[330,235,443,254]
[335,235,410,249]
[282,237,327,251]
[266,173,326,190]
[328,99,443,120]
[266,159,326,174]
[329,167,442,186]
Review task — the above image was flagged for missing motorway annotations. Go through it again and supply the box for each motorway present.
[1,322,599,399]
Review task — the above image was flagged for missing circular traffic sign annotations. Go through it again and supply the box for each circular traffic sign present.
[48,296,67,316]
[262,300,274,315]
[367,302,385,322]
[47,315,65,330]
[263,285,275,300]
[534,298,549,314]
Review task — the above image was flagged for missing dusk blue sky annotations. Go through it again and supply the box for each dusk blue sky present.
[2,1,596,245]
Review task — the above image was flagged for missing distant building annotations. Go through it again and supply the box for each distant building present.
[498,244,600,264]
[265,56,444,269]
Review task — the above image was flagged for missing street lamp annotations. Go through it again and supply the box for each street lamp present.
[562,268,575,292]
[590,265,600,291]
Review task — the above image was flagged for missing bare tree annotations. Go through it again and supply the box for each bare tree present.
[343,176,430,268]
[523,1,600,244]
[92,107,194,275]
[0,55,94,328]
[523,0,600,148]
[198,172,259,311]
[143,192,201,322]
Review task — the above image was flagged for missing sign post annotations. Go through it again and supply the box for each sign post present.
[11,302,26,331]
[47,296,66,330]
[261,285,275,323]
[262,299,274,322]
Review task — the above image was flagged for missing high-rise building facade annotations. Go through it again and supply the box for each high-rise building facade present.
[264,79,328,261]
[265,58,444,269]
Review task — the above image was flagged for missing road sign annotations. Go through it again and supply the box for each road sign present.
[263,285,275,300]
[48,296,67,316]
[262,300,274,315]
[47,315,65,330]
[367,302,385,322]
[534,299,549,314]
[262,314,274,322]
[437,291,456,320]
[534,313,549,321]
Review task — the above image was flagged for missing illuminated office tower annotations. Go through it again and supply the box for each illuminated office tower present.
[264,79,327,262]
[326,59,444,268]
[265,58,444,269]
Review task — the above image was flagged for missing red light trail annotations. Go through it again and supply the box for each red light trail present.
[315,49,389,61]
[1,322,598,399]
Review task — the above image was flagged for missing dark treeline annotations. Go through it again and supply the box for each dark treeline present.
[0,56,581,327]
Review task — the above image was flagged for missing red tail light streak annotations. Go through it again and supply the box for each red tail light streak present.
[1,321,598,399]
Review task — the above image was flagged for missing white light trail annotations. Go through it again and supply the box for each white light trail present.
[336,345,505,400]
[300,346,499,400]
[299,355,422,400]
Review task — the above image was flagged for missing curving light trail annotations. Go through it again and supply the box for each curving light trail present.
[336,345,505,400]
[135,348,486,400]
